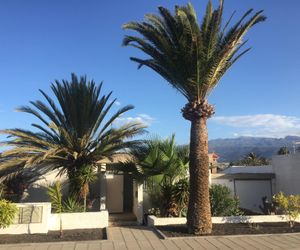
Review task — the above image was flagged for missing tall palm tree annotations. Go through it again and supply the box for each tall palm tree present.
[123,0,265,234]
[0,74,145,197]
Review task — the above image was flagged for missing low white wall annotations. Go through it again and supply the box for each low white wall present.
[0,202,108,235]
[147,215,300,227]
[0,202,51,235]
[48,210,109,230]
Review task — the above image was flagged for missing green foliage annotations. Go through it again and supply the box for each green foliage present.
[63,197,84,213]
[173,178,189,217]
[47,182,63,213]
[0,74,145,197]
[273,192,300,228]
[231,152,270,166]
[123,0,266,103]
[124,134,189,183]
[277,147,290,155]
[209,184,242,216]
[0,199,18,229]
[122,135,189,217]
[47,181,85,213]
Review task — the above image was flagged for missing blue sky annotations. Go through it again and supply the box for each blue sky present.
[0,0,300,144]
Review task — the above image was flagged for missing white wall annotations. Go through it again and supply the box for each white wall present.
[133,181,143,224]
[0,203,51,235]
[24,170,69,202]
[211,175,235,194]
[48,211,108,230]
[0,203,108,234]
[147,215,300,226]
[222,166,273,174]
[272,154,300,195]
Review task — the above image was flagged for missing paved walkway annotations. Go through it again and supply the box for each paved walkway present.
[1,226,300,249]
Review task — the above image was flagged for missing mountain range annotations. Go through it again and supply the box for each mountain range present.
[208,136,300,162]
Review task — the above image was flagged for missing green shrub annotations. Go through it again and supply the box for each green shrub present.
[209,184,242,216]
[47,182,63,213]
[63,197,84,213]
[0,199,18,229]
[273,192,300,228]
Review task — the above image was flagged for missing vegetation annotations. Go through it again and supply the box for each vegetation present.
[209,184,242,216]
[273,192,300,228]
[0,199,18,229]
[123,0,265,234]
[230,152,270,166]
[47,182,83,213]
[123,135,189,217]
[47,182,64,237]
[0,74,145,203]
[277,147,290,155]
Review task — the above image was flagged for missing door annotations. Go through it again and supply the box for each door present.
[235,179,272,213]
[106,174,124,213]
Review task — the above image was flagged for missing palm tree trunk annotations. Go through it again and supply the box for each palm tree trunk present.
[187,116,212,235]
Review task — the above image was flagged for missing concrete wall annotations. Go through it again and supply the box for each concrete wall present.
[147,215,300,226]
[211,175,235,193]
[0,202,108,234]
[222,166,273,174]
[133,181,143,224]
[48,211,108,230]
[24,170,69,203]
[0,203,51,235]
[272,154,300,195]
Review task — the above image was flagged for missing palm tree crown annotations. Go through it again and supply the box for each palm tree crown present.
[0,74,145,183]
[123,0,266,118]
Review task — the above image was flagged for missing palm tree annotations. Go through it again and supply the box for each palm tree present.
[122,134,189,216]
[0,74,145,198]
[123,0,265,234]
[123,134,189,184]
[76,165,97,211]
[232,152,270,166]
[277,147,290,155]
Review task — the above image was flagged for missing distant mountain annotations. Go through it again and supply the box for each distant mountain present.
[208,136,300,162]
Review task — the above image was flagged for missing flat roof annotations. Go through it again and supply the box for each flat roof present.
[212,173,275,180]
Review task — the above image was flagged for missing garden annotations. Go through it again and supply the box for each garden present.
[1,0,300,244]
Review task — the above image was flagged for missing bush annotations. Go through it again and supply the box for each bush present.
[0,199,18,229]
[209,184,242,216]
[273,192,300,228]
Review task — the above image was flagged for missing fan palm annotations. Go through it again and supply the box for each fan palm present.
[123,0,265,234]
[122,135,189,216]
[0,74,145,198]
[123,134,189,184]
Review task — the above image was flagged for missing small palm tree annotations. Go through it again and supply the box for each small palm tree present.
[122,135,189,216]
[76,165,97,211]
[47,182,63,237]
[123,0,265,234]
[0,74,145,198]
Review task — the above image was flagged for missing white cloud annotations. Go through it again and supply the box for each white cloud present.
[211,114,300,138]
[114,101,121,106]
[114,113,155,126]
